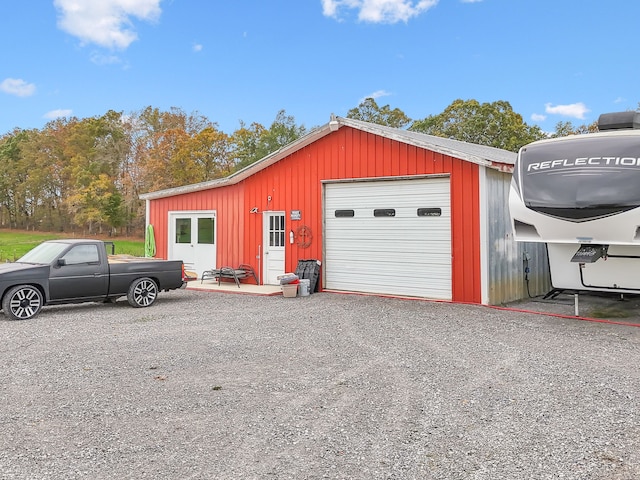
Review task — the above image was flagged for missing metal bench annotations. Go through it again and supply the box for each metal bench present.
[201,264,258,287]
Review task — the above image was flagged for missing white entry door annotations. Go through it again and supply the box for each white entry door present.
[263,211,286,285]
[168,211,216,278]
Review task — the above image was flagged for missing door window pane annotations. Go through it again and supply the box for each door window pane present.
[269,215,285,247]
[198,217,215,245]
[176,218,191,244]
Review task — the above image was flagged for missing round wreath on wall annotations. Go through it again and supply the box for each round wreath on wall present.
[296,225,312,248]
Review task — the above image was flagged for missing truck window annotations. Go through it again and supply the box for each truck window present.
[18,242,68,264]
[61,244,100,265]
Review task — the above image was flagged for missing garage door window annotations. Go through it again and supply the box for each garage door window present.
[417,208,442,217]
[335,209,355,217]
[373,208,396,217]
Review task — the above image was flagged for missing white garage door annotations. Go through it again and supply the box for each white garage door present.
[324,177,451,299]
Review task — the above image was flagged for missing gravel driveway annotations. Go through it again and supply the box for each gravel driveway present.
[1,289,640,479]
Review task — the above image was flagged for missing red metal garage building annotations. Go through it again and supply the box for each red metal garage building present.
[140,116,548,304]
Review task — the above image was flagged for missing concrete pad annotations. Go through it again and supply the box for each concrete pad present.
[187,279,283,296]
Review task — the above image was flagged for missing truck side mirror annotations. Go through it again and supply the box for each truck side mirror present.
[57,258,66,267]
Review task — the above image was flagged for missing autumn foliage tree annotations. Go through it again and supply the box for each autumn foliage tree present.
[0,107,306,235]
[0,99,609,236]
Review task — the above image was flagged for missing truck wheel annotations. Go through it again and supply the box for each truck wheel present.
[2,285,44,320]
[127,278,158,308]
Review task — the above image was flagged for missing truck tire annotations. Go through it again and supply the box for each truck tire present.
[2,285,44,321]
[127,277,158,308]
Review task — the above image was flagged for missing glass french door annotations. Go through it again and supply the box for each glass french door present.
[169,212,216,278]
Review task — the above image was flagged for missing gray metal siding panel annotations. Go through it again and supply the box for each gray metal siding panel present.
[485,168,550,304]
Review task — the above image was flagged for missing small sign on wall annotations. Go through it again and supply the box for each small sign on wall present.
[290,210,301,221]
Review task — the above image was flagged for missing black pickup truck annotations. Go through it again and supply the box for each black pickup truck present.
[0,239,187,320]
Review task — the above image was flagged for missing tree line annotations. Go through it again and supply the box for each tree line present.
[0,98,603,236]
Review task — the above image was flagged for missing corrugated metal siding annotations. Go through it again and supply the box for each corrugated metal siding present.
[148,126,483,302]
[484,168,550,304]
[148,184,245,265]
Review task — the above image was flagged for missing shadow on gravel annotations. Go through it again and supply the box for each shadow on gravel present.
[16,292,194,321]
[507,291,640,326]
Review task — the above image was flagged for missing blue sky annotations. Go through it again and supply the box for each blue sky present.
[1,0,639,136]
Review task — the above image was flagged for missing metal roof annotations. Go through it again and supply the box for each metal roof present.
[140,115,516,201]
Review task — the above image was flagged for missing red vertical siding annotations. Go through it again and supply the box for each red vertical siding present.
[149,126,482,303]
[148,184,245,265]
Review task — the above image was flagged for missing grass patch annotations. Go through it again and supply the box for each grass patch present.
[111,240,145,257]
[0,229,144,261]
[0,231,67,261]
[588,305,632,319]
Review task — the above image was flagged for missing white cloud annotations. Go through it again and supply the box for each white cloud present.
[544,102,590,120]
[614,97,626,104]
[90,52,123,65]
[531,113,546,122]
[54,0,162,50]
[193,43,203,52]
[1,78,36,97]
[359,89,391,103]
[322,0,438,23]
[321,0,341,17]
[44,109,73,120]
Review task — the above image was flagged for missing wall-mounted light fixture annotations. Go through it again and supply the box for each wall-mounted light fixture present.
[249,207,259,214]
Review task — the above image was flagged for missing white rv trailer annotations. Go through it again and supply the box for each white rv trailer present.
[509,111,640,294]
